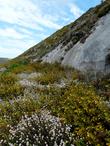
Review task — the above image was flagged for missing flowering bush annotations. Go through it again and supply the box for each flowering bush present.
[40,83,110,145]
[7,111,73,146]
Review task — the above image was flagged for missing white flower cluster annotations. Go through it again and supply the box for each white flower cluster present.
[7,111,73,146]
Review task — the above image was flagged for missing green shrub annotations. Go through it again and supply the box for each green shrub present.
[34,63,66,85]
[35,72,61,85]
[0,118,9,143]
[0,73,17,85]
[60,83,110,145]
[0,73,24,100]
[97,2,110,17]
[0,98,40,143]
[0,84,24,100]
[39,83,110,145]
[2,59,36,74]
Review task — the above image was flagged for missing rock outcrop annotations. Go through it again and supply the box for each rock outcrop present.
[18,0,110,75]
[42,12,110,74]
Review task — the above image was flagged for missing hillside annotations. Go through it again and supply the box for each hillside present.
[0,0,110,145]
[18,0,110,75]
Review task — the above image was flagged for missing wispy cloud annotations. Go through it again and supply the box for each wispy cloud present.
[0,0,61,30]
[0,28,28,39]
[0,38,37,58]
[0,0,86,58]
[0,47,22,58]
[69,3,84,19]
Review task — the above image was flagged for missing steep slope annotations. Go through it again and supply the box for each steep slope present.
[62,13,110,74]
[19,0,110,74]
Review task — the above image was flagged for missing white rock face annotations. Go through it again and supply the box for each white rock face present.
[62,13,110,73]
[42,44,66,63]
[42,13,110,74]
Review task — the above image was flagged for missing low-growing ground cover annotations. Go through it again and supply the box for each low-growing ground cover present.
[0,60,110,145]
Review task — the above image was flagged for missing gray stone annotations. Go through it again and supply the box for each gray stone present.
[42,13,110,74]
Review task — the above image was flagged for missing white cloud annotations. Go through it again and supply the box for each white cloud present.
[0,28,28,39]
[0,38,36,50]
[0,0,61,30]
[69,3,84,19]
[0,38,37,58]
[0,47,22,58]
[0,0,85,58]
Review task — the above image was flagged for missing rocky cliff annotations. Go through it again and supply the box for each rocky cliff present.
[19,0,110,74]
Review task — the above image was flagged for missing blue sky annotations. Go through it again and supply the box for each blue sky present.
[0,0,101,58]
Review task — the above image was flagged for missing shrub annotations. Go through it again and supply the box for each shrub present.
[0,118,9,143]
[0,73,17,85]
[0,83,24,100]
[40,83,110,145]
[34,63,66,85]
[6,112,72,146]
[33,62,65,73]
[97,2,110,17]
[60,83,110,145]
[0,98,41,144]
[3,59,36,74]
[0,98,39,125]
[35,72,61,85]
[0,73,24,100]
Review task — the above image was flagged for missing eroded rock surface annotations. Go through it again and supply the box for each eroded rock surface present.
[42,13,110,74]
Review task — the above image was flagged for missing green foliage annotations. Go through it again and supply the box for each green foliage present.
[92,74,110,100]
[0,73,17,85]
[35,70,64,85]
[61,83,110,145]
[6,60,35,74]
[39,82,110,145]
[0,84,24,100]
[0,98,39,124]
[33,62,65,73]
[33,62,67,84]
[0,73,24,100]
[0,61,110,145]
[96,0,110,18]
[36,85,64,97]
[0,98,40,142]
[0,118,9,142]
